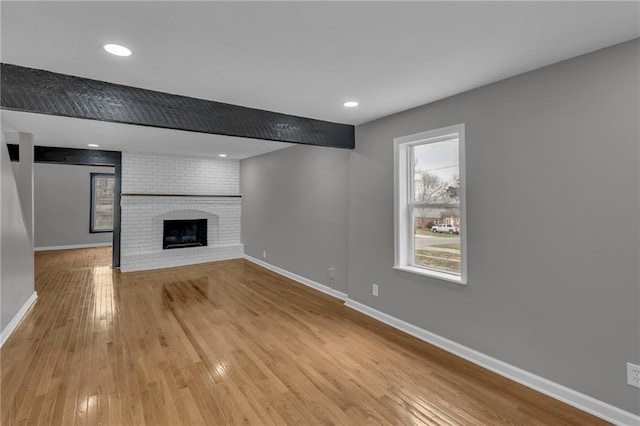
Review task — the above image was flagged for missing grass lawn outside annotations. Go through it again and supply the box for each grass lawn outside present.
[430,243,460,250]
[415,249,461,274]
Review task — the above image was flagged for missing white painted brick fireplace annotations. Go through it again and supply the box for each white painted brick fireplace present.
[120,152,243,272]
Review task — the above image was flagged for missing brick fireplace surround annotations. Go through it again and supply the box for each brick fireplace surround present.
[120,153,243,272]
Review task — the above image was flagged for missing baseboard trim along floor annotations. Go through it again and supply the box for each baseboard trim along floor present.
[0,291,38,349]
[343,298,639,426]
[243,255,348,301]
[34,242,113,251]
[244,255,639,426]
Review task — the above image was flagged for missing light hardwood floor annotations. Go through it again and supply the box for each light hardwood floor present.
[1,248,608,425]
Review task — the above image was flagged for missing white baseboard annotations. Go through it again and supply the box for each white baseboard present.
[34,242,112,252]
[243,255,348,301]
[236,255,638,424]
[344,298,639,426]
[0,291,38,348]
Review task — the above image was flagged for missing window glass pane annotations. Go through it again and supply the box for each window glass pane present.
[413,139,459,204]
[92,175,114,232]
[413,207,461,275]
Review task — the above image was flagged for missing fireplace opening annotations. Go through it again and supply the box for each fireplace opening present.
[163,219,208,249]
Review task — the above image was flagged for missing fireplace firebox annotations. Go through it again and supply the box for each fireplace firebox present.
[163,219,208,249]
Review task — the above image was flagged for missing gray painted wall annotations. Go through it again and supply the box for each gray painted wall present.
[241,144,350,294]
[241,39,639,415]
[349,39,639,414]
[34,163,114,248]
[17,134,34,245]
[1,141,34,331]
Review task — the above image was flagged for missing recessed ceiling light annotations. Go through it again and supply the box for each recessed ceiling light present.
[88,144,99,147]
[218,154,227,158]
[104,44,132,57]
[343,101,359,108]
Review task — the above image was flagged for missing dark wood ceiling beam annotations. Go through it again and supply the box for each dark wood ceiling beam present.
[7,144,121,166]
[1,63,355,149]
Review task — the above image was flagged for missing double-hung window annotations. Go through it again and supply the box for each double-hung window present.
[394,124,466,284]
[90,173,115,233]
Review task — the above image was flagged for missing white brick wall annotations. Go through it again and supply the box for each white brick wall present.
[122,152,239,194]
[120,153,242,272]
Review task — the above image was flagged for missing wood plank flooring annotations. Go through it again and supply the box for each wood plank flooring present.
[1,248,609,425]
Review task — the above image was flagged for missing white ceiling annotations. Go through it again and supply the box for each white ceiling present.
[1,1,639,157]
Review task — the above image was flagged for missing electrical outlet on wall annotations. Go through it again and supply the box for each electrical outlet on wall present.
[372,284,379,297]
[262,250,267,259]
[328,267,336,279]
[628,362,640,388]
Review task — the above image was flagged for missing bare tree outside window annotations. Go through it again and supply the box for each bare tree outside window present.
[414,170,448,203]
[412,139,461,275]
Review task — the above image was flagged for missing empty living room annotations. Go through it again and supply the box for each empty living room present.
[1,1,639,425]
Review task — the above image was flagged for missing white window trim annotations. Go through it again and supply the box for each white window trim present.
[393,123,467,285]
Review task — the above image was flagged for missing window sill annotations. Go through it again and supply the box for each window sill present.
[393,265,467,285]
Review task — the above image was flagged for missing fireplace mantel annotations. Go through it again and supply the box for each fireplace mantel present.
[122,193,242,198]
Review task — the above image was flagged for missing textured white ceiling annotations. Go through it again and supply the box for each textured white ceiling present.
[1,1,638,156]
